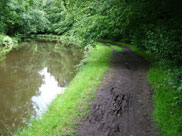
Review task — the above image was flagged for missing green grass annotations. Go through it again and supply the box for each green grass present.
[98,39,155,62]
[16,43,112,136]
[110,45,123,52]
[120,42,182,136]
[101,40,182,136]
[148,65,182,136]
[118,42,154,62]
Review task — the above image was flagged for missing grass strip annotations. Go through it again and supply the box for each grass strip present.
[147,65,182,136]
[110,45,123,52]
[16,43,112,136]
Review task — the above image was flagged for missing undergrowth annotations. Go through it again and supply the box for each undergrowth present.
[148,65,182,136]
[16,43,112,136]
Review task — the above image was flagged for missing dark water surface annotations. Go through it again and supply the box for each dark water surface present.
[0,41,83,135]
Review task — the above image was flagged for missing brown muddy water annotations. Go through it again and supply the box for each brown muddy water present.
[0,41,83,135]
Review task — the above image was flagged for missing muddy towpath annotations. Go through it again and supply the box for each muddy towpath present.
[77,43,157,136]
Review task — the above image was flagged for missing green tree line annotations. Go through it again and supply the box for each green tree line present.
[0,0,182,135]
[1,0,181,65]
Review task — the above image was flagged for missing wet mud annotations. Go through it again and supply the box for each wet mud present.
[77,45,157,136]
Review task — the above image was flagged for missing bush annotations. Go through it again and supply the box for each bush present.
[0,34,16,47]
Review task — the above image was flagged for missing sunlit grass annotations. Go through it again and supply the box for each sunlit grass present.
[110,45,123,52]
[16,43,112,136]
[98,39,154,62]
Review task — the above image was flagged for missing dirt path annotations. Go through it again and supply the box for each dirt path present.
[77,44,157,136]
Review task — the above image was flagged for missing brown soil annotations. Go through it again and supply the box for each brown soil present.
[77,44,157,136]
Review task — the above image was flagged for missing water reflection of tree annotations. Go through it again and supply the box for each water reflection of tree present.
[0,54,43,135]
[0,41,83,135]
[47,47,83,87]
[0,42,46,135]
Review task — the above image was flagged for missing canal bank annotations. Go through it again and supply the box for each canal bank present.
[16,42,112,135]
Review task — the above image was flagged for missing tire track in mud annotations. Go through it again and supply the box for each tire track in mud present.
[77,44,157,136]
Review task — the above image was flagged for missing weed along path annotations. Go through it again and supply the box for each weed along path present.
[77,44,157,136]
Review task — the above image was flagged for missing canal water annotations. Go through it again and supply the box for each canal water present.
[0,41,83,135]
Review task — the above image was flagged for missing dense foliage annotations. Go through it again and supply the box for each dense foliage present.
[0,0,49,35]
[1,0,182,61]
[0,0,182,135]
[61,0,182,64]
[43,0,73,34]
